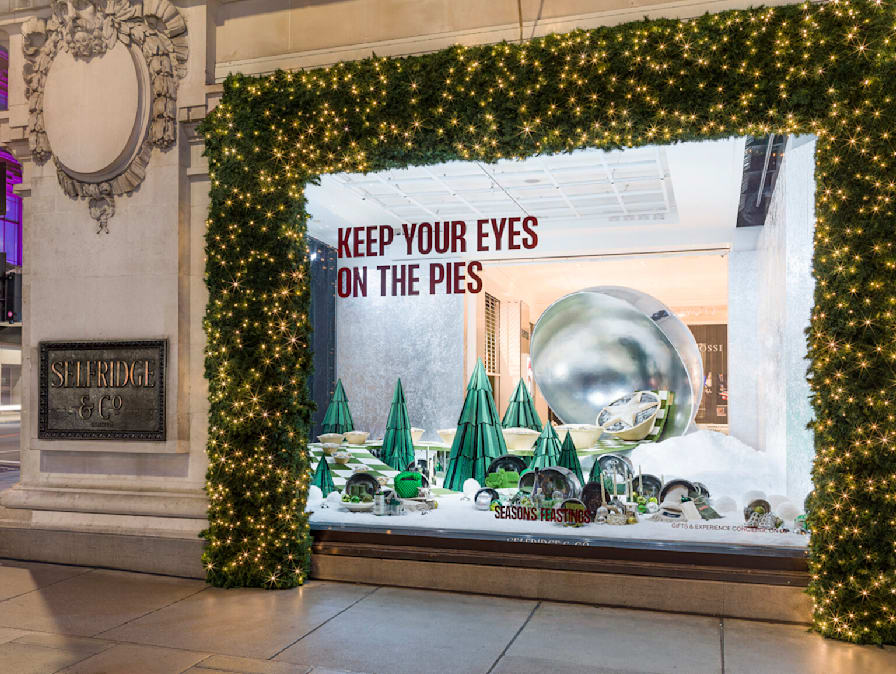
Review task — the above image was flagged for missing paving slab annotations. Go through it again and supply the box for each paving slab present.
[0,568,206,636]
[10,632,114,656]
[491,655,634,674]
[275,586,537,674]
[57,643,209,673]
[0,625,31,644]
[501,601,722,674]
[0,630,115,674]
[723,618,896,674]
[102,580,377,659]
[0,559,92,601]
[0,642,99,674]
[189,654,313,673]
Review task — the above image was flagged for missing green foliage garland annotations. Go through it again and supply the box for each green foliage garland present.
[202,0,896,643]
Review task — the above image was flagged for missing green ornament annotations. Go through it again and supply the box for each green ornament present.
[380,379,415,471]
[557,430,584,484]
[443,359,508,491]
[502,378,543,431]
[321,379,354,434]
[531,424,562,469]
[310,454,336,497]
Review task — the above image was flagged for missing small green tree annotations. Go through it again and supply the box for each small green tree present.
[321,379,354,434]
[444,359,508,490]
[530,423,562,469]
[311,454,336,496]
[380,379,415,471]
[558,431,584,484]
[501,378,542,431]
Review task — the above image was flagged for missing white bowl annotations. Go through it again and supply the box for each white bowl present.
[343,500,375,512]
[437,428,457,445]
[321,443,341,456]
[318,433,345,445]
[555,424,602,450]
[502,427,539,451]
[344,430,369,445]
[333,451,352,465]
[411,427,425,444]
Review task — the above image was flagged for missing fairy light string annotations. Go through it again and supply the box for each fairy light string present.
[200,0,895,644]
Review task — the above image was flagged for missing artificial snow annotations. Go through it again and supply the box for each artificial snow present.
[309,491,807,549]
[630,430,788,512]
[307,429,808,550]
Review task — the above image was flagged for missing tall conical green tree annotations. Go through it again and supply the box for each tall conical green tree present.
[444,359,508,491]
[502,378,542,431]
[530,423,562,469]
[558,431,584,484]
[311,454,336,496]
[321,379,354,434]
[380,379,415,471]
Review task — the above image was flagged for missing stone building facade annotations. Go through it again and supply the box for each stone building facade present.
[0,0,799,577]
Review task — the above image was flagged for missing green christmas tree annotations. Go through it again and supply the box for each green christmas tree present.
[530,423,562,470]
[380,379,415,471]
[501,378,542,431]
[558,431,584,484]
[321,379,354,434]
[311,454,336,496]
[443,359,508,491]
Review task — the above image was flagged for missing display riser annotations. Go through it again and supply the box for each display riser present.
[311,533,811,624]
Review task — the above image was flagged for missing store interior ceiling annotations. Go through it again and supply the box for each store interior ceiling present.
[305,137,751,260]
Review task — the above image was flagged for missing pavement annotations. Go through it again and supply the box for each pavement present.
[0,559,894,673]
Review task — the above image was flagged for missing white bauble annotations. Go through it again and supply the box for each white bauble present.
[742,490,766,505]
[714,496,737,513]
[767,494,789,511]
[463,478,481,499]
[777,501,800,521]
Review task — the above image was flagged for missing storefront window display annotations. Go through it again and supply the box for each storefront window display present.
[203,1,895,644]
[301,137,815,552]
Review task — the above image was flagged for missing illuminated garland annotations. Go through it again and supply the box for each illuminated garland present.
[201,0,896,644]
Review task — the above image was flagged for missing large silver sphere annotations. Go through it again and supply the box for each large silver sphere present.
[530,286,703,439]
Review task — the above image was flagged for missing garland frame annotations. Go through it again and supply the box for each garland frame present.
[201,0,896,645]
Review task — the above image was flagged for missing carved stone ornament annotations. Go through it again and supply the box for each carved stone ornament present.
[23,0,188,233]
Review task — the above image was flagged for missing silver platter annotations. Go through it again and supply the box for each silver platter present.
[530,286,703,438]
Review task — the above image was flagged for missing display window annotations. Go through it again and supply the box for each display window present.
[302,136,814,552]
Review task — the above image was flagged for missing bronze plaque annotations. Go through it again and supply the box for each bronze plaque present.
[39,340,166,440]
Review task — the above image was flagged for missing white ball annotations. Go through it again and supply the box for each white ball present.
[714,496,737,513]
[307,485,323,502]
[326,490,343,506]
[767,494,789,510]
[462,478,481,499]
[742,490,766,505]
[777,501,800,521]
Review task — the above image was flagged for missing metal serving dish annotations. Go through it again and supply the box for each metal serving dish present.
[659,478,698,503]
[596,453,635,480]
[487,454,528,475]
[474,487,501,510]
[520,466,582,500]
[344,472,380,497]
[632,473,663,500]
